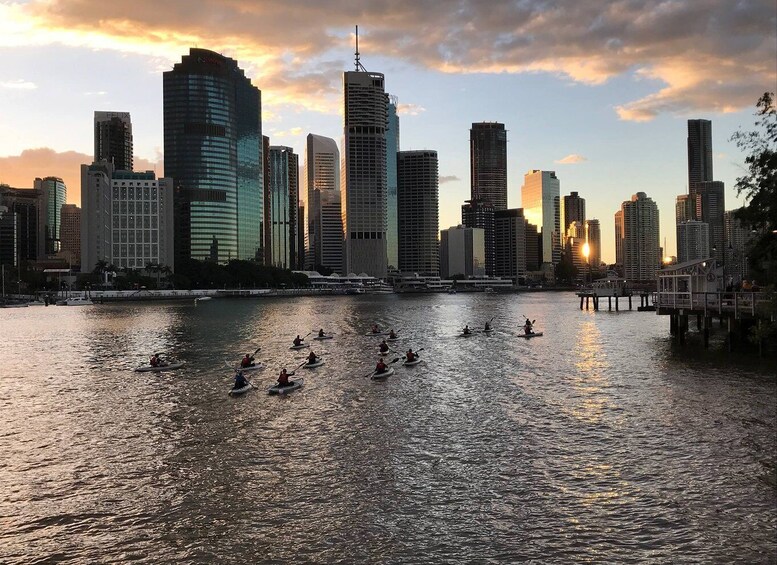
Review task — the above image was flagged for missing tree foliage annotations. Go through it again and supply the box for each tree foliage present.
[171,259,308,290]
[731,92,777,284]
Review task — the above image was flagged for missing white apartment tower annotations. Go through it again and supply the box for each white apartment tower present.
[617,192,661,281]
[303,134,343,272]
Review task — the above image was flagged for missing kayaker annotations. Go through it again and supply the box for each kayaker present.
[524,319,534,335]
[318,328,325,337]
[463,325,471,335]
[307,351,318,364]
[406,348,417,362]
[375,358,388,374]
[379,340,390,354]
[277,368,294,387]
[241,354,254,368]
[484,321,491,331]
[150,354,163,367]
[234,370,249,389]
[389,329,397,339]
[371,324,380,334]
[293,335,303,346]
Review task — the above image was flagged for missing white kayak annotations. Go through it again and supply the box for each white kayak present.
[313,335,334,340]
[229,383,253,395]
[371,367,395,380]
[290,343,309,350]
[403,357,422,367]
[518,332,543,338]
[134,361,184,372]
[458,332,475,338]
[386,337,400,342]
[483,328,494,334]
[379,349,392,355]
[268,378,304,395]
[303,359,325,369]
[236,364,264,372]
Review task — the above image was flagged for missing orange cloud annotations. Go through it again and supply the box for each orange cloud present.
[0,148,162,206]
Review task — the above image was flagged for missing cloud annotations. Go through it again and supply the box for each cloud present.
[0,147,162,206]
[272,127,304,138]
[1,0,774,120]
[397,103,426,116]
[555,154,587,164]
[0,79,37,90]
[438,175,460,184]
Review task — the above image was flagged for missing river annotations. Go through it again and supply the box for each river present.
[1,292,775,563]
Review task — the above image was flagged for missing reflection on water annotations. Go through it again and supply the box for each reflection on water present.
[1,292,775,563]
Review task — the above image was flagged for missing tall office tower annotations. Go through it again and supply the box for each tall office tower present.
[261,135,270,264]
[303,134,342,272]
[164,48,263,264]
[524,221,540,271]
[297,204,305,270]
[677,220,710,263]
[723,209,752,283]
[675,194,695,223]
[461,199,495,275]
[494,208,527,281]
[60,203,81,267]
[341,67,388,278]
[81,162,175,272]
[614,210,624,266]
[687,119,713,197]
[440,225,485,278]
[618,192,661,281]
[94,111,133,171]
[565,220,586,273]
[34,176,66,256]
[585,219,601,268]
[386,96,400,269]
[696,180,725,264]
[0,185,39,263]
[521,170,561,266]
[288,151,299,269]
[267,146,297,269]
[563,191,586,234]
[470,122,507,210]
[0,204,15,267]
[397,150,439,276]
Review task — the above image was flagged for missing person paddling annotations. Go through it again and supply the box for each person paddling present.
[318,328,326,338]
[277,368,295,387]
[293,335,303,347]
[484,321,491,331]
[150,353,164,367]
[307,350,318,365]
[463,325,471,335]
[523,319,534,335]
[241,353,255,368]
[375,357,388,374]
[371,324,380,334]
[389,329,397,339]
[234,370,249,390]
[406,348,417,362]
[379,339,390,354]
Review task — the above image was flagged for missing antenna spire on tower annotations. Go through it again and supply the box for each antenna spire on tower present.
[354,25,367,72]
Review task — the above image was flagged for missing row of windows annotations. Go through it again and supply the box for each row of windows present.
[349,232,384,240]
[112,230,159,243]
[112,216,159,229]
[113,202,159,215]
[113,244,159,258]
[113,187,159,200]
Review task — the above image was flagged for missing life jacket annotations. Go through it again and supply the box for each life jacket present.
[376,363,387,373]
[278,372,289,385]
[406,352,414,361]
[150,357,158,367]
[241,357,251,367]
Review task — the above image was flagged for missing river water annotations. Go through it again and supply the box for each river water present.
[1,292,775,564]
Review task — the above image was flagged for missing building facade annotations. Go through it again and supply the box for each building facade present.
[94,111,133,171]
[563,191,586,234]
[461,199,495,276]
[695,180,725,265]
[585,219,601,268]
[303,134,342,272]
[34,177,66,257]
[397,150,439,276]
[723,209,753,284]
[164,48,263,264]
[618,192,661,281]
[440,225,485,278]
[677,220,710,264]
[470,122,507,210]
[386,96,400,270]
[341,69,388,277]
[60,203,81,268]
[494,208,527,281]
[0,185,39,265]
[267,146,297,269]
[687,119,713,196]
[521,170,561,266]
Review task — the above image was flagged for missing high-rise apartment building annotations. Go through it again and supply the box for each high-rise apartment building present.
[525,222,540,272]
[563,191,586,234]
[267,146,297,269]
[695,180,725,264]
[440,225,485,278]
[397,150,439,276]
[585,219,601,268]
[461,199,495,275]
[94,111,133,171]
[386,96,399,270]
[0,185,39,264]
[470,122,507,210]
[164,48,263,264]
[687,119,713,196]
[677,220,710,263]
[341,69,388,277]
[494,208,527,281]
[723,209,752,283]
[34,176,66,256]
[565,220,587,274]
[617,192,661,281]
[614,210,624,266]
[303,134,342,272]
[81,162,174,272]
[0,204,15,267]
[521,170,561,266]
[60,203,81,267]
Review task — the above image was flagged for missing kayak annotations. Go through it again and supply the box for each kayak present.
[386,337,400,342]
[370,367,395,380]
[134,361,184,372]
[518,332,543,338]
[236,364,264,372]
[483,328,494,334]
[379,349,391,355]
[313,335,333,340]
[458,332,474,338]
[403,358,422,367]
[304,359,325,369]
[229,383,253,395]
[268,378,304,395]
[289,343,309,350]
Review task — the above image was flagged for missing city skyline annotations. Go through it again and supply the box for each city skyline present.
[0,1,775,262]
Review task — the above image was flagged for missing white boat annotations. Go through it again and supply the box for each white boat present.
[303,359,325,369]
[195,296,212,303]
[370,367,395,380]
[518,332,543,339]
[402,357,422,367]
[134,361,184,372]
[268,378,304,395]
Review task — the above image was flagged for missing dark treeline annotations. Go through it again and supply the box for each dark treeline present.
[171,259,309,290]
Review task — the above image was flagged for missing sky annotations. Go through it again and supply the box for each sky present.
[0,0,774,263]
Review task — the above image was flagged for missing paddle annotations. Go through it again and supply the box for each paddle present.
[362,357,400,378]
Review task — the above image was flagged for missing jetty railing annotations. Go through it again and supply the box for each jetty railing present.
[656,291,774,319]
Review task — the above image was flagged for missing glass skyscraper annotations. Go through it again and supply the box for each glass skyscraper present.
[33,176,66,256]
[470,122,507,210]
[521,170,561,266]
[386,96,399,270]
[164,48,262,264]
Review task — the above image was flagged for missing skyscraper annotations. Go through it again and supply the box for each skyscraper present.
[687,119,713,196]
[0,185,39,264]
[617,192,661,281]
[461,199,495,275]
[397,150,439,276]
[94,111,133,171]
[34,176,66,256]
[386,96,400,270]
[723,209,752,283]
[267,146,297,269]
[470,122,507,210]
[677,220,710,263]
[494,208,527,281]
[521,170,561,266]
[440,225,485,278]
[563,191,586,234]
[303,134,342,272]
[60,203,81,267]
[696,180,725,264]
[164,48,263,264]
[585,219,601,268]
[341,67,388,277]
